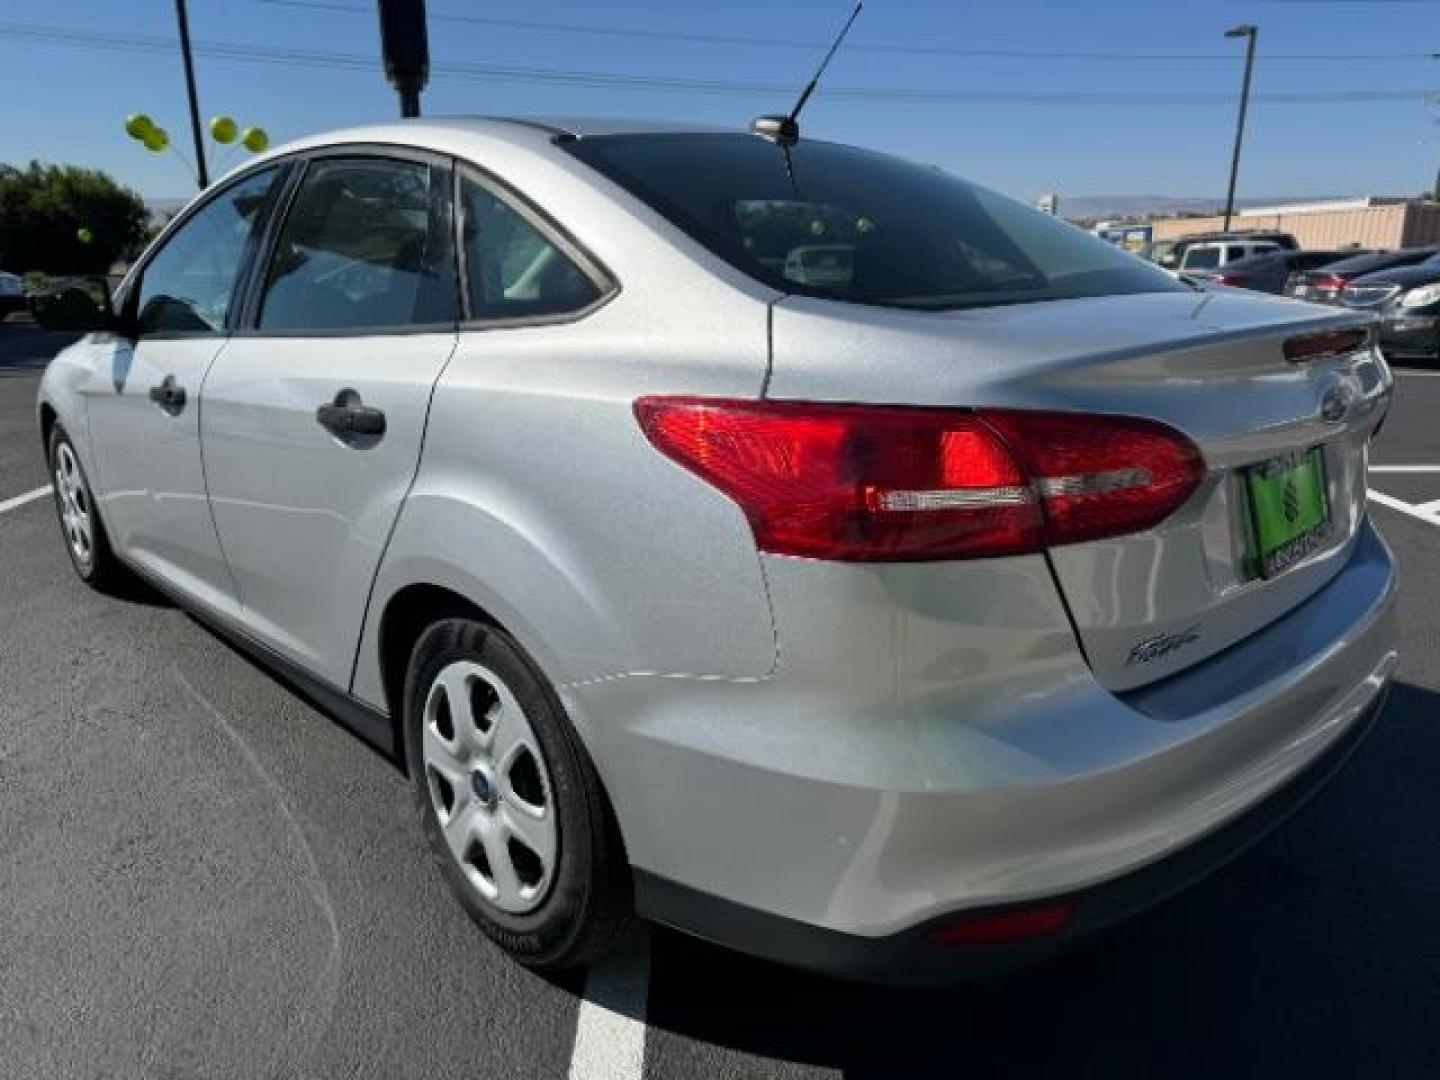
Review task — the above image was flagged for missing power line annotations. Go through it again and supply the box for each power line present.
[255,0,1437,62]
[0,21,1432,107]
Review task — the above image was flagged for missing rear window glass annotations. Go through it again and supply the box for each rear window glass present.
[565,134,1184,311]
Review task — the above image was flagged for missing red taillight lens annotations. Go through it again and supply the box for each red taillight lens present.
[981,409,1205,546]
[931,902,1074,945]
[1312,273,1347,291]
[635,398,1204,561]
[1213,273,1250,286]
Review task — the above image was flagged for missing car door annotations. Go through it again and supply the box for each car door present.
[199,149,459,688]
[83,165,286,613]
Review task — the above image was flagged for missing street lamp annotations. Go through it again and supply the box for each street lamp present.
[1222,23,1258,232]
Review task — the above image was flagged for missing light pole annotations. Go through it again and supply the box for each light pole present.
[1222,24,1257,232]
[174,0,209,188]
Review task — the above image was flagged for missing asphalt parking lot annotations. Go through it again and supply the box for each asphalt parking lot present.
[2,319,1438,1080]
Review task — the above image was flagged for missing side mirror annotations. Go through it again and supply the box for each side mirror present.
[30,277,120,334]
[1159,254,1179,270]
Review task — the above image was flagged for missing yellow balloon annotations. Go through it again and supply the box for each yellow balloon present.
[124,113,155,140]
[241,126,269,153]
[76,227,93,244]
[142,128,169,153]
[209,115,238,144]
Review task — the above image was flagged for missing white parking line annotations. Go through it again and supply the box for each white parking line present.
[1395,369,1440,377]
[568,934,651,1080]
[0,485,50,516]
[1370,465,1440,474]
[1369,489,1440,526]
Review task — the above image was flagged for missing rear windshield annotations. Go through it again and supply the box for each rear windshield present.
[564,133,1185,311]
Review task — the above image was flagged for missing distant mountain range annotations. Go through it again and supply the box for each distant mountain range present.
[1055,194,1349,222]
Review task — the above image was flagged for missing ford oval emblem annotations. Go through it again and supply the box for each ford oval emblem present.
[1320,385,1353,424]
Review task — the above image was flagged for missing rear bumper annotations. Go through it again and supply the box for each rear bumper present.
[573,520,1395,977]
[636,683,1388,984]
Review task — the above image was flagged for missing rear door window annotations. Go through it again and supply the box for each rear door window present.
[459,174,604,321]
[257,156,457,332]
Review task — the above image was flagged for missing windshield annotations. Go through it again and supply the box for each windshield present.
[565,133,1184,311]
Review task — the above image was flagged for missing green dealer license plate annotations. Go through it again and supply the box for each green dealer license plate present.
[1245,447,1332,579]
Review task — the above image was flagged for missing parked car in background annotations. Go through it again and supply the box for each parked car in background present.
[1340,253,1440,362]
[1175,237,1284,276]
[0,272,27,319]
[1206,249,1364,295]
[1158,230,1298,270]
[32,118,1396,982]
[1287,247,1440,304]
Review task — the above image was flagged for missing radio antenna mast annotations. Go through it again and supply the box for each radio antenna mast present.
[751,2,863,145]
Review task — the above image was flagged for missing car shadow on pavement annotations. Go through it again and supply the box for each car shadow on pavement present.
[640,680,1440,1079]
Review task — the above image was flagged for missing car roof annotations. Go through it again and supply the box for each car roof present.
[271,115,734,150]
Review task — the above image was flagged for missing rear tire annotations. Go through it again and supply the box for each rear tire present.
[404,617,633,971]
[48,425,127,592]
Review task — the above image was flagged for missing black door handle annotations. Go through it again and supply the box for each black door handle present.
[316,389,386,437]
[148,375,186,415]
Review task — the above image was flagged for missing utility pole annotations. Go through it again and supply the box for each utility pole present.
[1222,24,1257,231]
[378,0,429,118]
[174,0,209,188]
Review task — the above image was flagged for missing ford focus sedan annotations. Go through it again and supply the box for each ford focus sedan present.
[34,118,1396,982]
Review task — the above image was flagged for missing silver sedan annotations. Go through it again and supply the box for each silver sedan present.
[34,118,1395,981]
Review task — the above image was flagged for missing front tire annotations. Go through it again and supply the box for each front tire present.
[48,425,126,591]
[404,617,633,971]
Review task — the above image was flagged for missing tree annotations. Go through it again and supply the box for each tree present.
[0,161,148,275]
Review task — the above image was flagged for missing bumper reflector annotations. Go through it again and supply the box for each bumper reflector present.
[930,902,1075,945]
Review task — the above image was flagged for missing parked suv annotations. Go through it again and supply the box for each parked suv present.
[1175,238,1283,275]
[1160,230,1298,271]
[33,120,1396,982]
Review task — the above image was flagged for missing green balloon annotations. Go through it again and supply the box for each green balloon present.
[124,113,155,140]
[240,126,269,153]
[76,227,93,244]
[209,115,238,144]
[142,128,169,153]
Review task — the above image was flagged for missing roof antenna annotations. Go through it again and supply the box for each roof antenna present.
[752,2,863,146]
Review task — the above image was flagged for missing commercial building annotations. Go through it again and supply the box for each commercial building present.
[1148,198,1440,250]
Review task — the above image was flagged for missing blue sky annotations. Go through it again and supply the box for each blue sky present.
[1,0,1436,202]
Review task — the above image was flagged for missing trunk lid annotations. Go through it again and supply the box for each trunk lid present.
[768,289,1390,690]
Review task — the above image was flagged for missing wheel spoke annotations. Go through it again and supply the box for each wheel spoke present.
[438,665,487,752]
[478,815,523,904]
[440,799,480,863]
[500,801,555,871]
[422,721,467,781]
[489,697,537,774]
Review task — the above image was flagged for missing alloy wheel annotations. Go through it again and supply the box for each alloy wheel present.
[421,660,558,914]
[54,443,94,572]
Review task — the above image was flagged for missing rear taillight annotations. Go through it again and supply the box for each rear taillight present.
[1311,273,1347,292]
[1213,273,1250,287]
[635,398,1203,561]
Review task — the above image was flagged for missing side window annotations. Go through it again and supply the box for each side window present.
[257,157,456,331]
[135,167,281,334]
[1183,247,1220,271]
[461,175,602,321]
